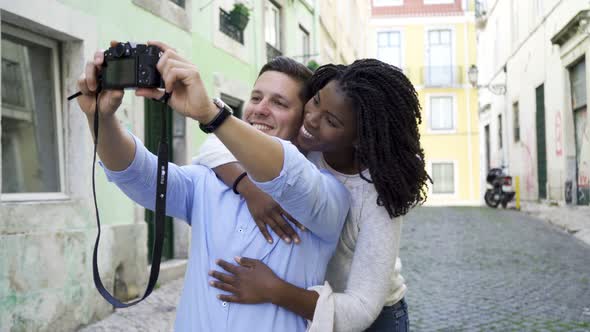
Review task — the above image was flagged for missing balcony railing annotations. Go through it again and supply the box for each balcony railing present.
[266,43,282,63]
[421,66,465,87]
[219,8,244,44]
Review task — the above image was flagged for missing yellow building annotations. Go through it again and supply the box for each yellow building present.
[369,0,480,206]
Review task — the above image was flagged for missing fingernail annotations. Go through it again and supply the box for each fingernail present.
[215,259,220,264]
[294,238,300,244]
[217,295,221,299]
[208,270,213,276]
[268,239,273,244]
[209,281,214,286]
[235,256,241,262]
[284,237,291,243]
[300,226,306,231]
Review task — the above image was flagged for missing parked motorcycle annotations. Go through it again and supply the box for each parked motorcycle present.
[484,167,515,208]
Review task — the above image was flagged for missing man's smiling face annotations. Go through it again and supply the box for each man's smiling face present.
[243,71,304,141]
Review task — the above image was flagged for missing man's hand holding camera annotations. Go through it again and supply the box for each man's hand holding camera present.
[76,45,124,119]
[135,41,218,125]
[76,40,219,125]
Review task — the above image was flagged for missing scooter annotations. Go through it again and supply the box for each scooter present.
[484,167,515,208]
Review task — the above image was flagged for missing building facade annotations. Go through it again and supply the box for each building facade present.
[475,0,590,206]
[369,0,481,206]
[318,0,371,65]
[0,0,318,330]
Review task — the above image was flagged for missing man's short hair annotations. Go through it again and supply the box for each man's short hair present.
[258,56,313,103]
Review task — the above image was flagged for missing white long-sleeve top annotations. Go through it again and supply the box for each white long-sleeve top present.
[193,136,407,332]
[305,152,406,332]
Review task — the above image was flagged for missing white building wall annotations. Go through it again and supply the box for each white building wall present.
[477,0,590,204]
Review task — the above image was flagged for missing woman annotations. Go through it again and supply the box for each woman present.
[204,59,430,331]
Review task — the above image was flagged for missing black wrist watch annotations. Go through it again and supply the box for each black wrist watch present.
[199,98,233,133]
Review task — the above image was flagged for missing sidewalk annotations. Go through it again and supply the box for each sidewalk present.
[78,278,183,332]
[520,201,590,247]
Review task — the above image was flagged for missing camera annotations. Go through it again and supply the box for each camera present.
[101,42,163,89]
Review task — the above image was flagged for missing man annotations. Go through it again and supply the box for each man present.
[76,42,350,332]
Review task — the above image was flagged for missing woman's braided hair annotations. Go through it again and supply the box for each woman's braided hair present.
[308,59,430,218]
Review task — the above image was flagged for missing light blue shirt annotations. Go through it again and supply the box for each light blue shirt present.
[102,134,350,332]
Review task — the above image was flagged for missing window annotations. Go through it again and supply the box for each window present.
[1,25,63,196]
[498,114,503,149]
[265,1,282,62]
[169,0,185,8]
[221,93,244,120]
[299,25,310,64]
[265,1,281,50]
[373,0,403,6]
[570,60,587,111]
[432,163,455,194]
[429,96,454,131]
[219,8,244,44]
[426,29,453,86]
[513,102,520,142]
[424,0,454,4]
[132,0,192,31]
[377,31,402,68]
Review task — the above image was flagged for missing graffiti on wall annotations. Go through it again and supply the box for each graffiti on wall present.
[521,128,536,195]
[555,111,563,157]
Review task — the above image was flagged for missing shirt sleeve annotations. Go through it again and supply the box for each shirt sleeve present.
[251,138,351,243]
[308,200,402,331]
[101,133,201,224]
[192,135,238,168]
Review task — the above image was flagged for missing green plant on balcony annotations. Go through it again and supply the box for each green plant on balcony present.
[229,2,250,31]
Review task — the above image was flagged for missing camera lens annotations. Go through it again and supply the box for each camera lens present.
[113,43,126,58]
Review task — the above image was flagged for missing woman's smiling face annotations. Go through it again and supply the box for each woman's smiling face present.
[295,80,357,153]
[243,71,304,141]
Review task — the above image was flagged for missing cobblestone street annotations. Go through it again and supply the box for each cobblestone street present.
[80,207,590,331]
[403,207,590,331]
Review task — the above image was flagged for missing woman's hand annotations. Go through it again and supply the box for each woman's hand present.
[134,40,218,124]
[242,188,305,245]
[209,257,283,304]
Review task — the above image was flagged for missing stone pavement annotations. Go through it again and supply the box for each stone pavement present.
[519,201,590,247]
[80,207,590,332]
[402,207,590,331]
[78,279,182,332]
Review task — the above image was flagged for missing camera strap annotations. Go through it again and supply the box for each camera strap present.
[91,91,168,308]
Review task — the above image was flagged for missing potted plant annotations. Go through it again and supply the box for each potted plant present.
[229,2,250,31]
[307,59,320,72]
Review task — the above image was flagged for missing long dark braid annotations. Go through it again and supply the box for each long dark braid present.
[309,59,430,218]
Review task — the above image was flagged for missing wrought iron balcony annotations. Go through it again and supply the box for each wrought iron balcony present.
[219,8,244,44]
[266,43,282,63]
[421,66,465,88]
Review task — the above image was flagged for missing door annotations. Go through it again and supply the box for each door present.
[535,85,547,200]
[485,124,491,173]
[144,99,174,260]
[570,59,589,205]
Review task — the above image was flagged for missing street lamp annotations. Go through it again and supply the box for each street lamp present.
[468,64,506,95]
